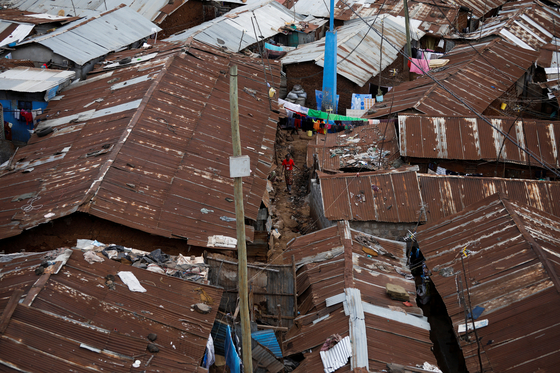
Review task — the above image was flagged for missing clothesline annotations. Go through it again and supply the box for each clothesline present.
[279,98,367,122]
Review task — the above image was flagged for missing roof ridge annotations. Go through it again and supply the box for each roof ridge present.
[501,196,560,294]
[79,53,178,211]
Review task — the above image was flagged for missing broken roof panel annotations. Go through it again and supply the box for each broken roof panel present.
[0,66,75,92]
[416,193,560,372]
[0,248,223,372]
[291,0,458,35]
[318,169,425,223]
[0,8,79,24]
[367,39,539,118]
[20,5,161,65]
[0,40,279,248]
[282,15,421,87]
[418,174,560,224]
[399,115,560,168]
[307,120,399,171]
[165,0,308,52]
[447,0,560,51]
[283,222,436,371]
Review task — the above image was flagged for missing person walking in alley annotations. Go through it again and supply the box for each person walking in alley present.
[281,153,298,193]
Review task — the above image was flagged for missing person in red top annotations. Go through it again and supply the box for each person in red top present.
[281,153,298,193]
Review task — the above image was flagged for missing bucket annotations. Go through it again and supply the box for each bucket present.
[500,102,507,110]
[307,130,313,137]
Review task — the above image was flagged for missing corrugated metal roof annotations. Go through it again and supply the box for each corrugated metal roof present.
[416,193,560,373]
[7,0,172,23]
[0,66,75,92]
[367,39,539,118]
[399,115,560,167]
[252,329,283,357]
[19,5,161,65]
[0,248,223,372]
[165,0,308,52]
[418,174,560,224]
[447,0,560,51]
[307,120,399,171]
[290,0,458,36]
[252,341,285,373]
[318,169,425,223]
[0,40,280,248]
[453,0,508,18]
[282,15,421,87]
[0,21,34,47]
[283,222,436,370]
[0,8,80,24]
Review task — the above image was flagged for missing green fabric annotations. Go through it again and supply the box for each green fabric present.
[306,109,367,122]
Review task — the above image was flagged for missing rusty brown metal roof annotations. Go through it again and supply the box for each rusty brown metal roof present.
[283,221,436,370]
[317,169,425,223]
[0,8,80,24]
[416,193,560,373]
[419,174,560,224]
[366,39,539,118]
[0,248,223,372]
[291,0,459,36]
[399,115,560,167]
[0,40,279,248]
[447,0,560,51]
[307,120,400,171]
[453,0,509,18]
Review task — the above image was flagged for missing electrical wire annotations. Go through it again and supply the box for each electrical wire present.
[338,0,560,178]
[290,0,389,81]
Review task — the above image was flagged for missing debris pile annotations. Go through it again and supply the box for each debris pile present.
[77,239,208,282]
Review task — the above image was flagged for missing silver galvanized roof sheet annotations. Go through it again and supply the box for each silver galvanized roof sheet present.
[282,15,422,87]
[165,0,306,52]
[0,21,34,47]
[21,6,160,65]
[8,0,170,22]
[0,66,75,92]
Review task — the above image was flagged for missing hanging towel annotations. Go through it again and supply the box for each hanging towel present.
[409,58,430,75]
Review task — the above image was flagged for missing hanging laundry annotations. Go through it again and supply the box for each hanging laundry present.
[409,58,430,75]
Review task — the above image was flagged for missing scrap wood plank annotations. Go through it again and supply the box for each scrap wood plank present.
[0,289,24,334]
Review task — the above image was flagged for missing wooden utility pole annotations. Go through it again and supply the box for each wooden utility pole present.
[403,0,413,80]
[229,64,253,373]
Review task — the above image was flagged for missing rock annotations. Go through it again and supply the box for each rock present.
[386,283,409,301]
[35,266,44,276]
[192,303,212,314]
[147,333,157,341]
[147,343,159,353]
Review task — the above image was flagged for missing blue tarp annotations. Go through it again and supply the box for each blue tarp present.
[315,90,339,113]
[225,325,241,373]
[265,42,283,51]
[252,330,282,358]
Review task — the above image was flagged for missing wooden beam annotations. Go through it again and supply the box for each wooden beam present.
[256,324,288,332]
[0,289,24,334]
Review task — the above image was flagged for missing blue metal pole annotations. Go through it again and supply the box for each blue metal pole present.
[321,0,337,112]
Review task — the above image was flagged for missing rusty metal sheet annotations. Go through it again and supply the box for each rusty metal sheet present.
[418,174,560,224]
[399,115,560,167]
[416,193,560,373]
[319,169,424,222]
[0,40,279,248]
[368,39,539,118]
[0,9,79,24]
[0,249,223,372]
[291,0,458,36]
[449,1,560,50]
[308,121,399,171]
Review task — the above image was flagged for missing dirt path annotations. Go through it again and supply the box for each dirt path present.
[267,129,317,264]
